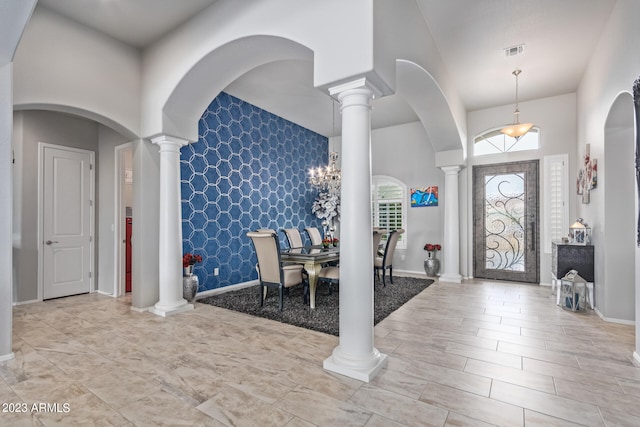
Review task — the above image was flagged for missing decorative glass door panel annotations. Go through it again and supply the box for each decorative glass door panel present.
[473,161,539,283]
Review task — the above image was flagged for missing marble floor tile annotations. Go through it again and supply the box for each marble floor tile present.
[2,277,636,426]
[490,380,603,427]
[464,358,556,394]
[197,384,293,427]
[444,411,497,427]
[554,377,640,419]
[523,358,625,393]
[523,408,586,426]
[598,407,640,427]
[349,384,449,427]
[419,381,524,426]
[497,341,580,368]
[276,385,373,426]
[445,341,523,370]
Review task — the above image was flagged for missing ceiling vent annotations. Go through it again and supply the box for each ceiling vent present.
[504,44,524,57]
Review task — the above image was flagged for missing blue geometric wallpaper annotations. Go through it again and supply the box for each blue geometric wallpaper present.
[180,92,327,291]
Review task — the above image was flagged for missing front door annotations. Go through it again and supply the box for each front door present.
[42,145,94,299]
[473,160,539,283]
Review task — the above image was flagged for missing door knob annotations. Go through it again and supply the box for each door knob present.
[45,240,59,245]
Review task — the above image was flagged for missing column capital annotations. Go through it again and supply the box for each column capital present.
[151,134,190,149]
[329,77,383,99]
[440,165,462,175]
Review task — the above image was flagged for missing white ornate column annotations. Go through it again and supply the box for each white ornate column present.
[323,78,387,382]
[149,135,193,317]
[439,166,462,283]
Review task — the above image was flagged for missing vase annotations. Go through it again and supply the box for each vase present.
[184,265,194,276]
[183,273,199,303]
[424,252,440,277]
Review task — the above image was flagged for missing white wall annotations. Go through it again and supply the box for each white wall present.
[97,125,129,295]
[12,6,140,139]
[1,63,14,359]
[142,0,374,140]
[12,111,99,302]
[577,0,640,324]
[466,93,577,282]
[369,121,443,274]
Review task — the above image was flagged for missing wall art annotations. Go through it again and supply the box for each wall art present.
[411,186,438,207]
[577,144,597,204]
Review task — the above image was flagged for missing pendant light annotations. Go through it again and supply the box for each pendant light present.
[500,69,534,140]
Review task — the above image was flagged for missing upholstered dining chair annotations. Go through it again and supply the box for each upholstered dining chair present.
[247,231,308,311]
[374,228,405,286]
[304,227,323,246]
[372,229,383,261]
[317,266,339,296]
[282,228,304,248]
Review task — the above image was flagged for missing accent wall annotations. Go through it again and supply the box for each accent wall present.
[180,92,327,291]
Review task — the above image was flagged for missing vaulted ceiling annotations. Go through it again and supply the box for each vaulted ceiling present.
[34,0,618,137]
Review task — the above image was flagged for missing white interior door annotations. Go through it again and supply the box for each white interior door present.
[42,145,93,299]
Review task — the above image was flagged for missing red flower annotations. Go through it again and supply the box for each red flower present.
[423,243,441,252]
[182,253,203,268]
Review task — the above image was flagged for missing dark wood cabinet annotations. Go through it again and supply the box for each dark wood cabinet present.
[551,242,594,282]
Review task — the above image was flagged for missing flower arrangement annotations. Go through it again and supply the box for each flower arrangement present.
[332,237,339,246]
[423,243,441,253]
[322,237,332,248]
[182,253,202,268]
[312,190,340,222]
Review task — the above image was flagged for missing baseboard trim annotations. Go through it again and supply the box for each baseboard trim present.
[633,352,640,366]
[594,307,636,325]
[0,352,15,363]
[390,269,429,278]
[195,279,259,300]
[96,290,115,297]
[12,298,40,306]
[130,305,150,313]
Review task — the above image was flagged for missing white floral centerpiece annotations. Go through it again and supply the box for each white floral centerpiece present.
[312,190,340,222]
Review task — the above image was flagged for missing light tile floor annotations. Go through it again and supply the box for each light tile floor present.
[1,278,638,426]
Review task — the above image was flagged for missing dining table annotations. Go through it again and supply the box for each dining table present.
[280,245,339,309]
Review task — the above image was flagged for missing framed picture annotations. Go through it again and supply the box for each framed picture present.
[411,186,438,207]
[576,144,597,203]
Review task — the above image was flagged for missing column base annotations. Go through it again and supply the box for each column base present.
[438,273,462,283]
[323,346,388,382]
[0,352,15,362]
[633,351,640,366]
[149,302,194,317]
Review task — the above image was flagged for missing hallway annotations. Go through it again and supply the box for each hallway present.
[1,279,638,426]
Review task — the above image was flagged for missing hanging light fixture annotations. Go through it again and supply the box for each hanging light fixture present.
[308,99,341,194]
[500,69,534,140]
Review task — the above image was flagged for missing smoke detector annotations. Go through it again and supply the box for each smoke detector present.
[504,44,524,57]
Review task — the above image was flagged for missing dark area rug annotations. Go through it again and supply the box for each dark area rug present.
[199,276,434,336]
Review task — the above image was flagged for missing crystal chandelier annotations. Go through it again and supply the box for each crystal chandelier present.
[309,151,341,194]
[500,69,534,140]
[309,97,341,194]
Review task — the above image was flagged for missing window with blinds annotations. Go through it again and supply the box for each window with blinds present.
[372,176,407,249]
[544,154,569,253]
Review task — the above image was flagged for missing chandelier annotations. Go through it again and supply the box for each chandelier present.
[500,69,534,140]
[309,97,341,194]
[309,151,341,194]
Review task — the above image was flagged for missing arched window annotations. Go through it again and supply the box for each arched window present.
[371,175,407,249]
[474,127,540,156]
